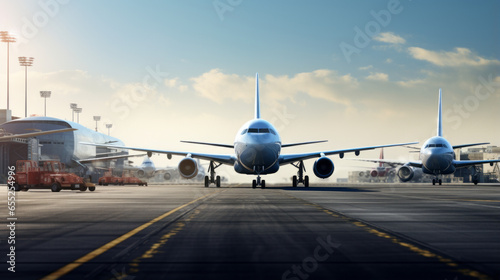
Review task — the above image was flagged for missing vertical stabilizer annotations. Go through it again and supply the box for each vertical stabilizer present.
[437,88,443,137]
[379,148,384,168]
[255,73,261,119]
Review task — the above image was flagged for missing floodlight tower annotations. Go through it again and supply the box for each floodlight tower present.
[19,57,34,117]
[93,116,101,132]
[74,108,82,123]
[40,91,51,116]
[1,31,16,110]
[106,123,112,136]
[70,103,77,121]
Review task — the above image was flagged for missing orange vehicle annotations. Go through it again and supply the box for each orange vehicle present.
[98,169,123,186]
[12,160,95,192]
[98,169,147,186]
[121,170,147,186]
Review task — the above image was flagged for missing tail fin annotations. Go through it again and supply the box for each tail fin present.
[255,73,260,119]
[379,148,384,168]
[437,88,443,137]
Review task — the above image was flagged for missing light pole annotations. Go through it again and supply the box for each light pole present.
[93,116,101,132]
[1,31,16,110]
[74,108,82,123]
[19,57,34,118]
[106,123,112,136]
[40,91,51,116]
[70,103,77,121]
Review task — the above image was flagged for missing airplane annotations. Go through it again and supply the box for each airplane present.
[357,149,396,181]
[0,127,76,141]
[356,89,500,185]
[83,73,417,188]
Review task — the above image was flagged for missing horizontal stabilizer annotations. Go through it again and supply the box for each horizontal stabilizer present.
[181,141,234,149]
[282,140,328,148]
[453,142,490,149]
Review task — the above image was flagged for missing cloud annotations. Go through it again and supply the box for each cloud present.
[374,32,406,44]
[408,47,500,67]
[164,77,188,92]
[366,72,389,81]
[359,65,373,71]
[190,69,357,106]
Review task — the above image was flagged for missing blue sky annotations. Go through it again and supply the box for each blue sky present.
[1,0,499,181]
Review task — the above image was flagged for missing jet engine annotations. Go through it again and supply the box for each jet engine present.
[370,170,378,177]
[313,157,334,179]
[136,169,145,178]
[163,172,171,180]
[178,157,198,179]
[397,166,414,182]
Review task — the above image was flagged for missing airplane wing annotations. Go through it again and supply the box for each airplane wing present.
[453,159,500,169]
[0,128,77,141]
[279,141,419,165]
[452,142,490,149]
[180,140,328,149]
[80,143,237,165]
[282,140,328,148]
[348,158,422,168]
[78,153,147,163]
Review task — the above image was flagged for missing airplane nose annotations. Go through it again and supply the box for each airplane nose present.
[239,144,278,169]
[425,153,447,171]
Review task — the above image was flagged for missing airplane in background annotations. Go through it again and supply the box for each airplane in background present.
[84,73,417,188]
[357,89,500,185]
[357,149,396,181]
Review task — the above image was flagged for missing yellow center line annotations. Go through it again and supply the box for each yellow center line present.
[41,191,219,280]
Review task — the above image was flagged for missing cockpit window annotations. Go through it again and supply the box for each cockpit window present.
[248,128,259,133]
[259,128,269,133]
[425,143,448,148]
[241,129,248,135]
[269,129,276,135]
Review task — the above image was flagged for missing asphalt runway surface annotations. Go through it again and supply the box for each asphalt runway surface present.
[1,183,499,280]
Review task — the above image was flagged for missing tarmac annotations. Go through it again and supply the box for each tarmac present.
[1,182,499,280]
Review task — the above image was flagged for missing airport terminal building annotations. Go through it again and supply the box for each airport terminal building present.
[0,115,126,183]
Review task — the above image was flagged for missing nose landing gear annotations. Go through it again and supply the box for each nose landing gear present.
[252,166,266,189]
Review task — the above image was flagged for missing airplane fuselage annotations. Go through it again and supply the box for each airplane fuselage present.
[420,136,456,175]
[233,119,281,175]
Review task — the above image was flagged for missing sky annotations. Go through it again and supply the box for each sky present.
[1,0,499,183]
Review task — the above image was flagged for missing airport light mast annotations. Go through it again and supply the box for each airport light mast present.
[74,107,82,123]
[40,91,51,116]
[70,103,77,121]
[1,31,16,110]
[19,57,34,118]
[93,116,101,132]
[106,123,112,136]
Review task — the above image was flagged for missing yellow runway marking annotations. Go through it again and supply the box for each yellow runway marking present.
[41,192,218,280]
[281,191,491,280]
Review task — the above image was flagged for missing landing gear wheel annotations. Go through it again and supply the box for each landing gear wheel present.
[304,176,309,188]
[51,183,61,192]
[252,180,257,189]
[80,186,87,192]
[292,176,298,188]
[89,187,96,192]
[216,176,221,188]
[432,179,436,185]
[473,180,479,185]
[204,176,209,188]
[261,180,266,189]
[438,179,442,185]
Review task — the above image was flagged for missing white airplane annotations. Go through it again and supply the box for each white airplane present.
[357,89,500,185]
[84,74,417,188]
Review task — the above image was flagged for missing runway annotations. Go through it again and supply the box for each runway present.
[1,183,499,280]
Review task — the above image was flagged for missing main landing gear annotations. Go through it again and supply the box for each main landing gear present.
[291,161,309,188]
[205,161,222,188]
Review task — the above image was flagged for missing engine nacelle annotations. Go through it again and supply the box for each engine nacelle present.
[370,170,378,177]
[313,157,334,179]
[163,172,171,180]
[136,169,145,178]
[178,157,198,179]
[397,166,414,182]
